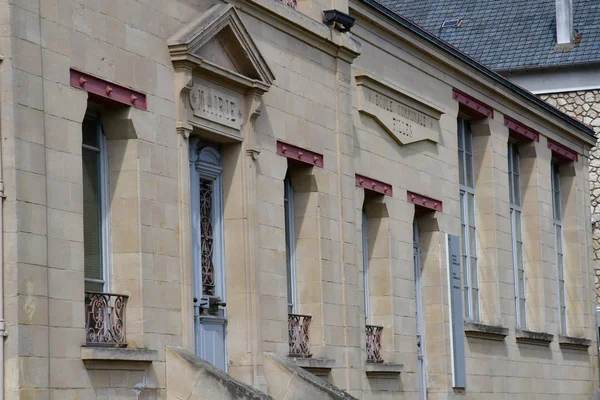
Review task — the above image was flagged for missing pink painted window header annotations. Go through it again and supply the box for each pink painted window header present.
[70,69,147,110]
[276,141,324,168]
[355,174,392,196]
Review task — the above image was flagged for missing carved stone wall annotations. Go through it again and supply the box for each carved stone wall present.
[541,90,600,305]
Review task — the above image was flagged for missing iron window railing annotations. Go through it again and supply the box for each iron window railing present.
[365,325,384,363]
[288,313,312,357]
[85,291,128,347]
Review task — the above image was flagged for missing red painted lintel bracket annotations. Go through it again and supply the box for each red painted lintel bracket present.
[547,139,578,162]
[407,191,443,212]
[504,116,540,142]
[355,174,392,196]
[276,141,323,168]
[70,68,147,110]
[452,88,494,119]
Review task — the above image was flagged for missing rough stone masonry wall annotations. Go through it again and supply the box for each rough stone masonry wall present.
[541,90,600,305]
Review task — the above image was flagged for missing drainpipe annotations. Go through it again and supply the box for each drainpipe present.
[0,54,6,400]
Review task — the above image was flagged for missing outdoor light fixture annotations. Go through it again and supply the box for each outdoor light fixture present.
[323,9,355,33]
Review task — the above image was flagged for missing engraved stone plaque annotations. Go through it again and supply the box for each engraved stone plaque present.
[189,77,245,136]
[355,73,444,145]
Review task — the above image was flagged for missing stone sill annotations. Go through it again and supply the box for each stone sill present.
[291,357,335,377]
[515,330,554,346]
[365,362,404,379]
[558,335,592,351]
[81,346,159,370]
[464,322,509,341]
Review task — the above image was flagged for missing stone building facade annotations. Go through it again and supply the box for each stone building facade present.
[541,91,600,305]
[0,0,597,399]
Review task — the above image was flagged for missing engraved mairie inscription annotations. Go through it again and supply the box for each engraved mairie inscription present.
[188,78,244,132]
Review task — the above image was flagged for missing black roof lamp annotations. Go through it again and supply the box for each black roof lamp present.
[323,9,356,33]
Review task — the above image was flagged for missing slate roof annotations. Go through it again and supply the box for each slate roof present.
[378,0,600,71]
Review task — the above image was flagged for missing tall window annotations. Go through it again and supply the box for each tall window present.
[82,117,110,292]
[284,176,297,314]
[509,142,526,329]
[552,163,567,334]
[362,209,370,323]
[458,117,479,321]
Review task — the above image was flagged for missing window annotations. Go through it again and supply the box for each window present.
[284,176,297,314]
[509,142,526,329]
[552,163,567,334]
[458,117,479,321]
[362,209,370,323]
[82,117,110,292]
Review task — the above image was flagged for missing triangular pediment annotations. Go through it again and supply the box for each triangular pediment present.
[168,4,274,90]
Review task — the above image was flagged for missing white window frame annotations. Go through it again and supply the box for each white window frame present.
[509,142,526,329]
[284,176,297,314]
[458,117,479,322]
[83,118,111,293]
[552,162,567,335]
[362,209,370,324]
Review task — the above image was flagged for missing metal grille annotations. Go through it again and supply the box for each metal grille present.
[366,325,384,363]
[85,292,128,347]
[200,181,216,296]
[288,314,312,357]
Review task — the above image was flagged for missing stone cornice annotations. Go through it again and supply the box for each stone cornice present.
[230,0,361,62]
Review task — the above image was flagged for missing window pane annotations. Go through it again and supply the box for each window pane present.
[518,268,525,298]
[464,121,472,153]
[457,120,464,151]
[469,227,476,255]
[284,178,294,309]
[513,174,520,206]
[514,211,522,241]
[559,281,565,305]
[508,173,514,206]
[468,193,476,226]
[519,298,526,325]
[516,242,524,269]
[83,119,99,148]
[557,255,564,278]
[458,151,465,186]
[85,281,104,292]
[83,147,103,286]
[555,225,563,251]
[507,144,513,175]
[512,147,519,178]
[472,288,479,320]
[466,153,474,188]
[470,257,478,289]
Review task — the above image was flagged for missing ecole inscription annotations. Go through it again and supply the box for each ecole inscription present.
[366,88,436,140]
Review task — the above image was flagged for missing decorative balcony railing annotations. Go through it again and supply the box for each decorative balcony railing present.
[366,325,384,363]
[85,291,128,347]
[288,313,312,357]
